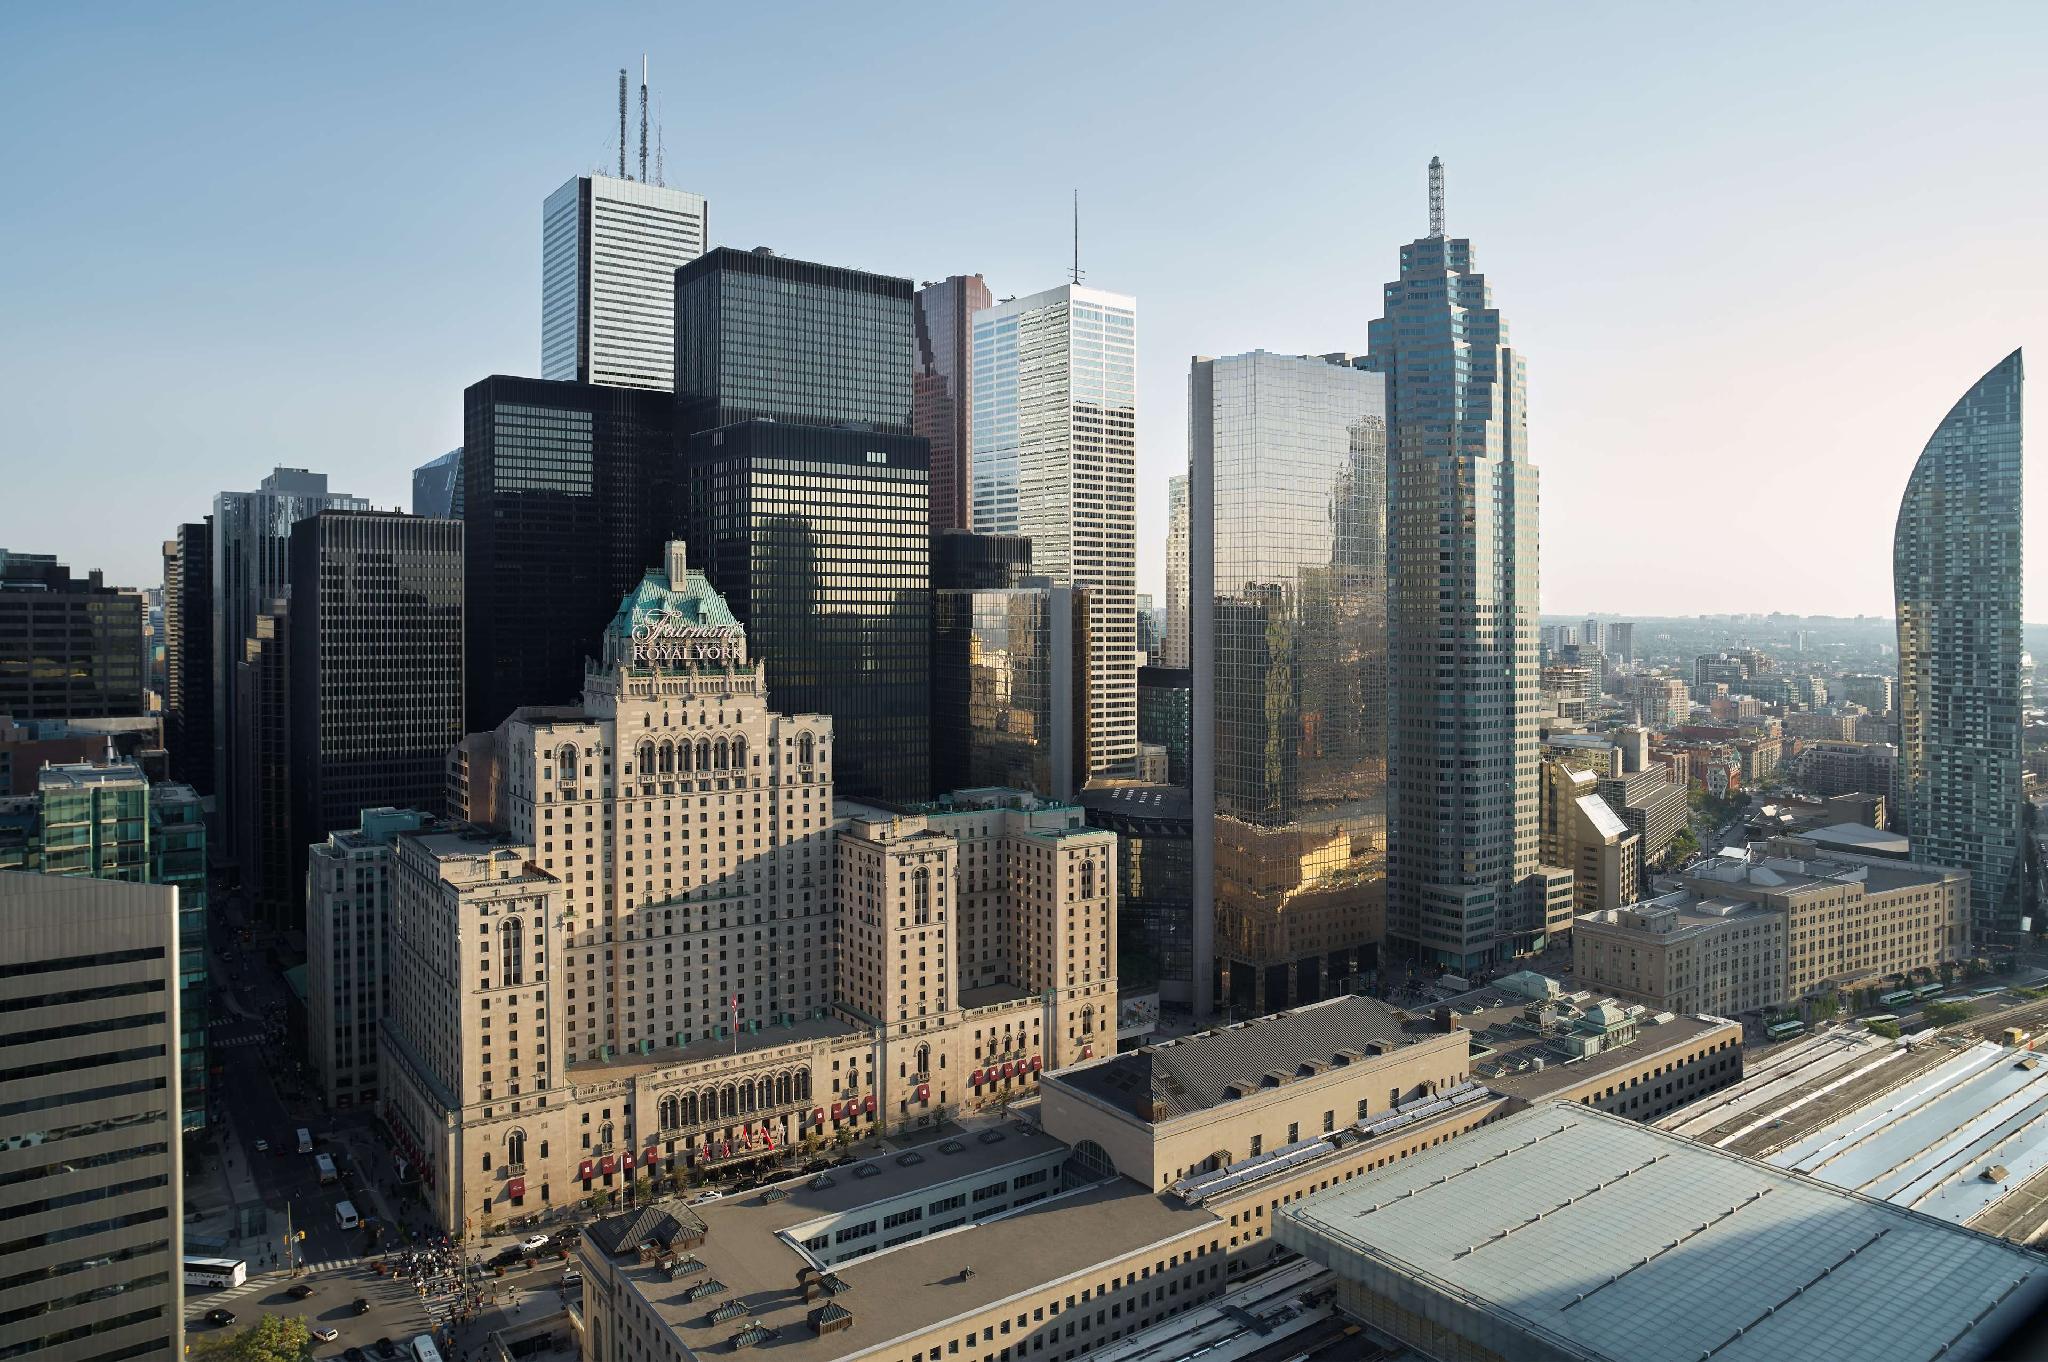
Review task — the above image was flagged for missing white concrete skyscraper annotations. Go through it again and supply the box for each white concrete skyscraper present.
[972,283,1138,776]
[1365,160,1563,971]
[541,174,708,390]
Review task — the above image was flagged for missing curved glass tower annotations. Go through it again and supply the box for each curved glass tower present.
[1895,350,2024,940]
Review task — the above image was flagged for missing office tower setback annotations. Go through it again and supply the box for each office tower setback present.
[677,247,932,802]
[1190,351,1389,1016]
[542,174,707,390]
[0,550,146,720]
[1366,161,1548,970]
[412,448,464,518]
[1165,473,1190,668]
[932,581,1088,800]
[914,274,992,536]
[288,511,464,922]
[973,284,1138,777]
[162,521,213,792]
[461,375,677,733]
[1895,350,2025,939]
[211,467,368,827]
[0,873,184,1362]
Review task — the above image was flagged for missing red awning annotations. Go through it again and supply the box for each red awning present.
[507,1177,526,1199]
[578,1159,594,1180]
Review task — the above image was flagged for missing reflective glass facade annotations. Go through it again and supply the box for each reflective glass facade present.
[1895,350,2025,938]
[933,585,1085,800]
[1082,785,1194,1001]
[541,174,707,391]
[1363,220,1543,971]
[914,274,991,535]
[162,520,213,793]
[0,551,147,723]
[971,284,1138,776]
[1190,352,1388,1016]
[462,376,678,732]
[1137,665,1191,788]
[689,423,931,802]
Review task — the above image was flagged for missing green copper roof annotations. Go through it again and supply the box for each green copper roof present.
[602,543,746,669]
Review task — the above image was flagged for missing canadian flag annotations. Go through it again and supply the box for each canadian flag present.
[762,1123,776,1150]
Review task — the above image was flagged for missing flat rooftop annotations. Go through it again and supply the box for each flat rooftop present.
[597,1127,1219,1361]
[1046,995,1420,1122]
[1459,993,1737,1102]
[1278,1102,2048,1362]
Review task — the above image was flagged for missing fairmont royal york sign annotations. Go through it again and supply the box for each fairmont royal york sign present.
[631,610,743,666]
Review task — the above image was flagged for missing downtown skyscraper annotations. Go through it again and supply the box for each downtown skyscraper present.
[1895,350,2025,940]
[914,274,992,536]
[972,284,1138,777]
[1367,162,1554,970]
[1189,351,1388,1017]
[542,174,708,390]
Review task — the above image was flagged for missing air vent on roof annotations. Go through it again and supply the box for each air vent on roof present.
[938,1140,965,1155]
[896,1152,924,1167]
[760,1187,788,1204]
[684,1279,727,1302]
[708,1299,747,1324]
[808,1174,836,1190]
[977,1130,1006,1145]
[852,1163,880,1178]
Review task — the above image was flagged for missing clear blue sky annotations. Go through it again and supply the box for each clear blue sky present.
[3,0,2042,618]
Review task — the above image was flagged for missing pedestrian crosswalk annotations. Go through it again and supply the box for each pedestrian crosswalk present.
[214,1033,267,1049]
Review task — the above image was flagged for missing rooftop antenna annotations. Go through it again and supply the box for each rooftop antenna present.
[1069,189,1084,285]
[655,107,667,188]
[618,68,629,179]
[639,56,650,184]
[1428,155,1445,238]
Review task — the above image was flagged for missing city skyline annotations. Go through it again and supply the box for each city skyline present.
[3,4,2044,617]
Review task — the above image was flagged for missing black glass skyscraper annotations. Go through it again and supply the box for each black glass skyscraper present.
[0,550,146,720]
[461,375,678,732]
[675,248,932,802]
[289,510,464,924]
[163,519,214,792]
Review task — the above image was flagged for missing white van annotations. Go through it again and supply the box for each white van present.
[334,1200,360,1230]
[296,1128,314,1154]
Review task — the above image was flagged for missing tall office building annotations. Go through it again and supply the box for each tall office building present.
[288,511,464,922]
[541,174,708,390]
[162,521,213,792]
[1365,161,1548,970]
[0,873,184,1362]
[412,448,464,518]
[461,375,677,733]
[677,247,931,802]
[1189,351,1388,1016]
[913,274,991,536]
[1165,473,1190,669]
[0,550,146,721]
[1605,620,1634,666]
[972,284,1138,777]
[234,601,293,921]
[1895,350,2025,939]
[211,467,367,827]
[932,582,1088,800]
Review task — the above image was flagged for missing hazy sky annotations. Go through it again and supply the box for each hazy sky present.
[2,1,2042,618]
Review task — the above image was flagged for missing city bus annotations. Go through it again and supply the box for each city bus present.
[1880,990,1915,1007]
[411,1335,445,1362]
[1764,1019,1807,1041]
[184,1255,249,1290]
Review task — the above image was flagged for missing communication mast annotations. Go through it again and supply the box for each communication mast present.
[639,56,650,184]
[1428,155,1445,238]
[618,69,629,179]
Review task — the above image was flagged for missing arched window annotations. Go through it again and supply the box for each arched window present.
[557,744,578,780]
[659,1095,680,1131]
[915,1043,931,1077]
[684,1092,699,1127]
[1080,1004,1095,1036]
[721,1083,737,1118]
[714,737,729,770]
[637,742,654,777]
[776,1072,792,1106]
[796,1070,811,1100]
[732,737,747,769]
[912,867,932,925]
[598,1121,614,1150]
[657,741,673,774]
[799,734,815,766]
[1080,859,1096,899]
[696,739,712,771]
[506,1129,527,1166]
[678,741,692,772]
[757,1077,773,1111]
[499,917,524,988]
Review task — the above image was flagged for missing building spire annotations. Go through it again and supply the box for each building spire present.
[639,55,650,184]
[1069,189,1085,285]
[617,68,629,179]
[1428,156,1444,238]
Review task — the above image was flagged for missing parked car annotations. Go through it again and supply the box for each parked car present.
[490,1247,523,1268]
[344,1348,368,1362]
[312,1328,339,1343]
[351,1298,371,1316]
[205,1309,236,1327]
[373,1338,398,1359]
[253,1139,269,1154]
[287,1283,314,1300]
[520,1234,551,1254]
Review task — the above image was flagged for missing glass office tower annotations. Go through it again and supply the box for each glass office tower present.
[676,247,932,803]
[932,583,1087,800]
[972,284,1138,777]
[1165,473,1190,668]
[914,274,992,536]
[461,376,677,733]
[1363,165,1547,971]
[542,174,708,391]
[1189,351,1388,1016]
[1895,349,2025,940]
